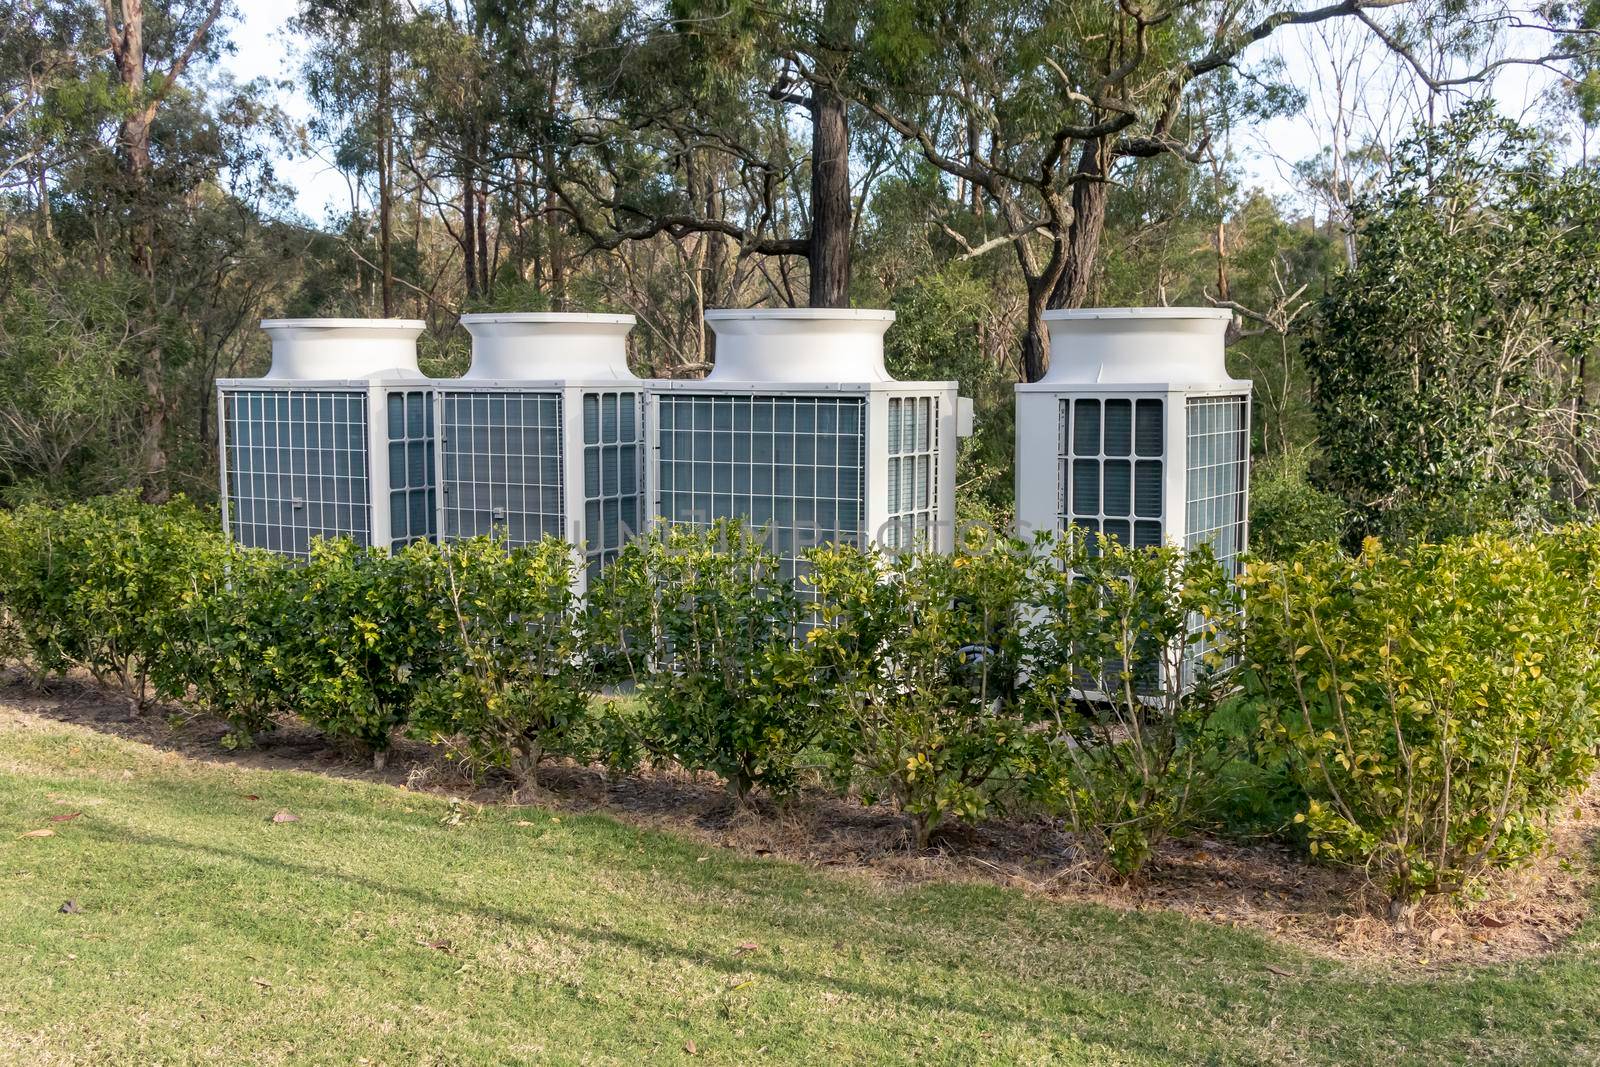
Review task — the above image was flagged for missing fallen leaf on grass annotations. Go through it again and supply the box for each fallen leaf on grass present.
[1264,964,1294,978]
[49,812,82,823]
[59,900,79,914]
[18,829,55,839]
[733,941,760,956]
[270,810,299,824]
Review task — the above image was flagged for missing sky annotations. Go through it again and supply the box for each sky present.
[222,0,1572,228]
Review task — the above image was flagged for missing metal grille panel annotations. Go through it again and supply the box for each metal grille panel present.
[1184,395,1248,576]
[884,395,939,550]
[1059,397,1165,552]
[1184,394,1250,678]
[583,390,644,584]
[655,394,866,575]
[222,388,370,556]
[387,389,436,549]
[439,391,564,548]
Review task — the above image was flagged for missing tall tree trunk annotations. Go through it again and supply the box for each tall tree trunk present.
[463,167,478,299]
[377,0,394,316]
[1021,276,1051,384]
[543,0,567,310]
[1048,137,1112,311]
[807,84,851,308]
[544,167,565,309]
[477,179,490,297]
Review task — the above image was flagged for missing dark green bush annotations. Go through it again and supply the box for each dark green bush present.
[0,493,221,708]
[151,543,292,746]
[1240,529,1600,901]
[411,536,592,786]
[1248,448,1347,559]
[804,536,1032,847]
[273,538,444,766]
[1017,530,1243,876]
[584,521,823,803]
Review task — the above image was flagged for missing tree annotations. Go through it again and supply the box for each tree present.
[532,0,880,309]
[1305,106,1600,541]
[828,0,1597,380]
[298,0,406,315]
[99,0,225,497]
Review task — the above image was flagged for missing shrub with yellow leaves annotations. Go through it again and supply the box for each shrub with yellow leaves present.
[1240,527,1600,901]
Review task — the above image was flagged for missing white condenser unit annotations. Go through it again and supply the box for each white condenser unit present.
[1014,308,1252,681]
[218,319,437,556]
[646,309,969,575]
[439,314,644,583]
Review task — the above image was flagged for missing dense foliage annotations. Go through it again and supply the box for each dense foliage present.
[1241,529,1600,900]
[1019,531,1244,875]
[1247,448,1349,559]
[0,494,217,707]
[270,539,444,766]
[151,540,291,745]
[1306,107,1600,544]
[805,537,1033,847]
[411,536,593,786]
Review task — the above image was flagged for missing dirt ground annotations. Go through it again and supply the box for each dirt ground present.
[3,668,1593,969]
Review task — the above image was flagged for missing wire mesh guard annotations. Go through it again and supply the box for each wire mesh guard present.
[655,394,866,576]
[222,389,371,556]
[582,391,644,583]
[439,391,564,548]
[883,395,940,551]
[387,389,436,549]
[1184,394,1250,679]
[1057,396,1166,551]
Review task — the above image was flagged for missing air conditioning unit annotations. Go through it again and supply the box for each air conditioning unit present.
[439,314,644,584]
[217,319,436,556]
[1014,308,1252,684]
[645,309,969,575]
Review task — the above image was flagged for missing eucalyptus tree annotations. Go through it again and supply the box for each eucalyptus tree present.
[297,0,410,316]
[820,0,1600,380]
[526,0,881,309]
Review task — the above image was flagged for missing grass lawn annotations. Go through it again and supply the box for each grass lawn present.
[3,711,1599,1065]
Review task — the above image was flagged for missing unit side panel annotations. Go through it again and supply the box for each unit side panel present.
[1182,392,1251,681]
[882,393,942,551]
[580,388,644,584]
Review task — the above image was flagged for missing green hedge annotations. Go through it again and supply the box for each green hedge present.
[2,497,1598,898]
[1240,528,1600,900]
